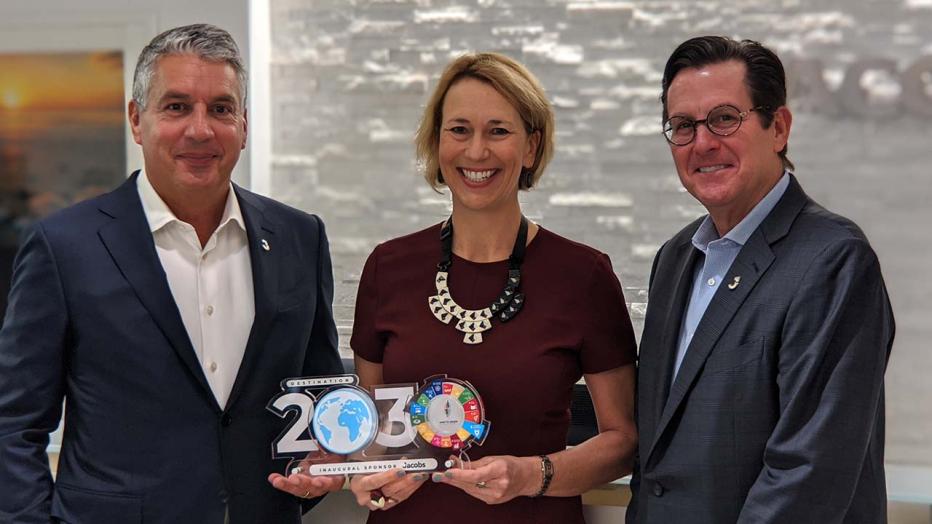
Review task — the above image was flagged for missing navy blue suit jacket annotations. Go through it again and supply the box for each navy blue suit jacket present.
[627,176,894,523]
[0,173,343,523]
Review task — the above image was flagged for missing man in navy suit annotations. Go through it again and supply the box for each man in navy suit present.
[0,24,343,523]
[628,36,895,523]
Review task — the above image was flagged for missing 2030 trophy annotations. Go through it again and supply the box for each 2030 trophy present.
[267,374,490,476]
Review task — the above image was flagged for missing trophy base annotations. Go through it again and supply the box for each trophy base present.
[307,457,439,476]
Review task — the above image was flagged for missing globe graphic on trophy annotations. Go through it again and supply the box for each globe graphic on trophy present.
[311,387,378,455]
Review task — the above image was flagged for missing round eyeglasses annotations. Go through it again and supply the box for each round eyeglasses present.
[662,105,769,146]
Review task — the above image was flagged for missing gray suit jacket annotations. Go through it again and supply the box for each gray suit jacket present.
[627,175,894,523]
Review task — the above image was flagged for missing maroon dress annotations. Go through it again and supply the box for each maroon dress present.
[351,224,637,523]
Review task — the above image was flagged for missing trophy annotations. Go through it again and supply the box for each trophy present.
[267,374,490,476]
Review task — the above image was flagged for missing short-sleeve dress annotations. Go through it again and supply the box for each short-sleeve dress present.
[351,223,637,523]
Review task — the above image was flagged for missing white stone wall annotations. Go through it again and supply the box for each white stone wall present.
[268,0,932,466]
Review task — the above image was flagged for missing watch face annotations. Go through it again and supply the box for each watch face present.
[409,376,488,450]
[311,386,378,455]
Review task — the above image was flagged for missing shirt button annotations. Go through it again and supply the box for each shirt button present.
[707,278,715,286]
[208,361,218,372]
[206,305,214,316]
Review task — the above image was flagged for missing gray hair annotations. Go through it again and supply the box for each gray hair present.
[132,23,247,109]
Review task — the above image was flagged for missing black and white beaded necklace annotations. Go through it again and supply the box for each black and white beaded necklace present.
[428,216,528,344]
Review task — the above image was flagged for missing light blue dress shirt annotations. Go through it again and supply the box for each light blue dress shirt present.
[671,172,790,384]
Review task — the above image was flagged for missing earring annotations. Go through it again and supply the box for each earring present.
[522,169,534,189]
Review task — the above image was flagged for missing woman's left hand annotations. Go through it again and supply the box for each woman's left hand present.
[432,455,539,504]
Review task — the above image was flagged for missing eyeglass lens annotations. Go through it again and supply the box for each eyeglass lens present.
[664,105,744,144]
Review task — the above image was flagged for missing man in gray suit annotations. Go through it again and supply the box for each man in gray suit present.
[627,36,895,523]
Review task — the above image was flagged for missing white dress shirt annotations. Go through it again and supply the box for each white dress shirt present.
[137,170,255,408]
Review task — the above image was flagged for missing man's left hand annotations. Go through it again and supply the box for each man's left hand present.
[267,470,344,500]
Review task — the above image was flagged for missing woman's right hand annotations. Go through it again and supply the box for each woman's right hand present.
[349,468,428,511]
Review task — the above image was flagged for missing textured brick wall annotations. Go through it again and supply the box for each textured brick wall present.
[269,0,932,465]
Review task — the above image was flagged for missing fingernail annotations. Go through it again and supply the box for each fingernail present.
[395,470,405,478]
[431,473,443,483]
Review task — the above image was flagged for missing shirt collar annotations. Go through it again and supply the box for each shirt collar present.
[692,171,791,252]
[136,169,246,235]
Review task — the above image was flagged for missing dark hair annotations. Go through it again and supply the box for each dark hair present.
[661,36,793,170]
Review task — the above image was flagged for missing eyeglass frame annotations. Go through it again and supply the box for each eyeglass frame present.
[662,104,771,146]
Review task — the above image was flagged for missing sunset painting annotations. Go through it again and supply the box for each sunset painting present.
[0,51,125,320]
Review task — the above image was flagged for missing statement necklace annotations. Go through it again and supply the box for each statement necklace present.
[428,216,528,345]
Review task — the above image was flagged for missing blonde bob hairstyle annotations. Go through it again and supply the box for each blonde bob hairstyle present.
[415,52,555,192]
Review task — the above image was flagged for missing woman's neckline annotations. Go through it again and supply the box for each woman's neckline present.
[448,224,545,267]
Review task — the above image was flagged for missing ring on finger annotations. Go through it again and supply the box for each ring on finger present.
[475,481,488,489]
[369,490,387,509]
[303,489,312,498]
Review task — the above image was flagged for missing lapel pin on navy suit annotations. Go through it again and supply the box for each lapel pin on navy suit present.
[261,239,271,252]
[727,275,741,290]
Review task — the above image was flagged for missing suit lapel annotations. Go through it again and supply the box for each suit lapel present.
[645,175,808,464]
[97,173,218,408]
[651,240,701,423]
[225,186,279,409]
